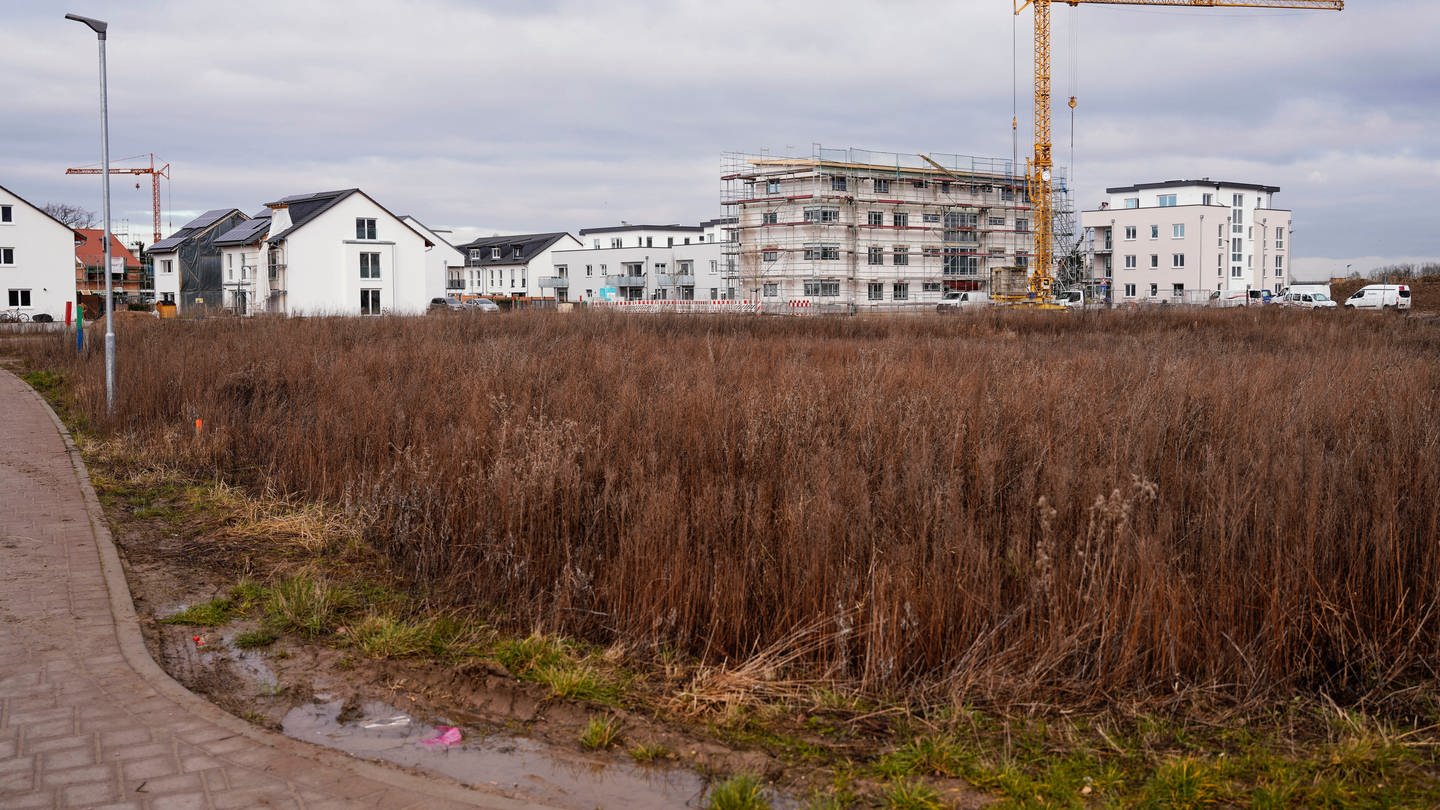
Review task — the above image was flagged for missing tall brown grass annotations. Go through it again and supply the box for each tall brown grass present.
[24,309,1440,706]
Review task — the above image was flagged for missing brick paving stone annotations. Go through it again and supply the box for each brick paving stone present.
[0,370,551,810]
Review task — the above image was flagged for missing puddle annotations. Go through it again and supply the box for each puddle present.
[282,698,770,809]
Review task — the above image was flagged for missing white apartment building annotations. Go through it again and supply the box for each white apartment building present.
[453,233,582,299]
[554,221,733,302]
[722,147,1035,309]
[401,216,464,297]
[1082,180,1291,304]
[0,184,76,322]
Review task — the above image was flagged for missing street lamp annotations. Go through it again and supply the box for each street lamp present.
[66,12,116,414]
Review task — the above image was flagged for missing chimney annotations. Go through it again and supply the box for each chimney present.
[267,203,292,237]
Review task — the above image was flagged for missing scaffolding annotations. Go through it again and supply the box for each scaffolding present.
[720,145,1072,310]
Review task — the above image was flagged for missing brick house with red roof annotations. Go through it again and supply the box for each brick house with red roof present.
[74,229,143,301]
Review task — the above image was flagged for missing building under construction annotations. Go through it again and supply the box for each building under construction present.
[722,146,1070,309]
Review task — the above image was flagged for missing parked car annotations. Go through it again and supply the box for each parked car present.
[464,297,500,312]
[1208,290,1250,308]
[937,290,990,312]
[427,297,465,313]
[1273,291,1337,309]
[1345,284,1412,311]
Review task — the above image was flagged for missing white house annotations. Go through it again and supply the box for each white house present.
[0,183,76,322]
[250,189,437,315]
[401,216,464,298]
[1082,180,1292,304]
[555,221,734,302]
[212,212,271,315]
[453,232,582,300]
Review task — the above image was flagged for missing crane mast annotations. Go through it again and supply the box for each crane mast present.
[1013,0,1343,304]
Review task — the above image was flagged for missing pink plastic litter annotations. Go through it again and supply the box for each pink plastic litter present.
[420,726,462,748]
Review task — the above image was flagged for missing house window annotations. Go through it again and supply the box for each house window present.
[360,288,381,315]
[1231,266,1243,278]
[762,211,778,225]
[667,237,674,247]
[1124,226,1136,240]
[923,282,942,292]
[1124,255,1137,269]
[804,208,840,224]
[1016,253,1029,269]
[1150,254,1159,268]
[360,252,381,279]
[1150,225,1159,239]
[1000,187,1015,202]
[1172,253,1185,268]
[831,176,848,191]
[1276,228,1285,249]
[803,244,840,261]
[1158,194,1177,207]
[1123,283,1136,297]
[763,282,778,297]
[355,218,377,240]
[161,259,173,274]
[1173,283,1185,296]
[868,246,884,265]
[765,180,780,194]
[923,213,941,224]
[0,206,11,223]
[1172,224,1185,238]
[469,248,481,262]
[1124,198,1140,209]
[555,264,568,278]
[893,246,910,266]
[892,282,909,300]
[0,248,13,265]
[892,212,908,228]
[1149,283,1158,297]
[988,216,1006,226]
[802,280,841,297]
[585,264,593,276]
[868,282,884,300]
[7,289,31,307]
[762,250,779,263]
[874,179,891,194]
[490,247,501,259]
[1232,193,1245,207]
[868,211,884,226]
[1015,218,1030,232]
[512,246,523,259]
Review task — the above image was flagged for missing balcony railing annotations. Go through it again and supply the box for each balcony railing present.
[604,275,646,287]
[537,277,568,288]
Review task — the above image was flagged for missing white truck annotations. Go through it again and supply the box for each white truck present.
[1344,284,1412,310]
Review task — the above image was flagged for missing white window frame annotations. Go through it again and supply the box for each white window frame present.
[1172,224,1185,238]
[0,247,13,266]
[355,218,377,240]
[360,252,381,279]
[7,289,32,307]
[0,205,11,223]
[892,282,909,300]
[874,179,891,194]
[892,246,910,266]
[1172,253,1185,268]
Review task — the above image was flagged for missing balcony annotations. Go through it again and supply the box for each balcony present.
[674,275,696,286]
[605,275,646,287]
[446,280,465,290]
[652,274,675,287]
[537,277,568,288]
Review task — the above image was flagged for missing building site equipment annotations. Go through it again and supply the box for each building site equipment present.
[1014,0,1343,305]
[66,152,170,243]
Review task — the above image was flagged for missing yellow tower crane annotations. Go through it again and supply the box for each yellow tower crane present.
[1014,0,1343,305]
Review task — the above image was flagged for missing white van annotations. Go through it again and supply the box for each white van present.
[936,290,991,312]
[1344,284,1412,311]
[1274,291,1337,309]
[1285,283,1332,301]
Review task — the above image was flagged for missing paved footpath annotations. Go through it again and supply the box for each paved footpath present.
[0,370,549,810]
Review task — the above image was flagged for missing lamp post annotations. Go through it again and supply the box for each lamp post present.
[66,12,115,414]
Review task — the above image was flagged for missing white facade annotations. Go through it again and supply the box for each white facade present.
[402,216,464,298]
[455,234,582,299]
[266,191,436,315]
[0,184,75,321]
[722,148,1034,309]
[1082,181,1292,304]
[153,253,179,306]
[554,223,732,302]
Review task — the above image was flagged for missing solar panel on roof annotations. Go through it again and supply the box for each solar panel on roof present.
[182,208,234,230]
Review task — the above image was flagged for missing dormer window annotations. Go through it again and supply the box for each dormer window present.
[511,245,522,259]
[469,249,481,261]
[490,247,501,259]
[355,218,376,240]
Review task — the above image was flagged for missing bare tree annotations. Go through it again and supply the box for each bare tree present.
[42,202,97,229]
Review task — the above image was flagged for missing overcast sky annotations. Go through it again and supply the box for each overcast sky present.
[4,1,1434,277]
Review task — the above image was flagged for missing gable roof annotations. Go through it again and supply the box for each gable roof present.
[454,232,575,265]
[149,208,247,253]
[74,229,141,269]
[261,189,430,247]
[0,183,77,233]
[400,215,457,251]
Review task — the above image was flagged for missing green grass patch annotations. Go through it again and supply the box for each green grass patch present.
[262,574,354,636]
[628,742,674,763]
[881,779,945,810]
[707,773,770,810]
[162,597,238,627]
[233,627,279,649]
[579,715,623,751]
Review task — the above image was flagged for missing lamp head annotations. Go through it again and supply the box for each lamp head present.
[65,13,108,38]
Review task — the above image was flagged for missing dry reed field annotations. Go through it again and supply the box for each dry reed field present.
[23,309,1440,709]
